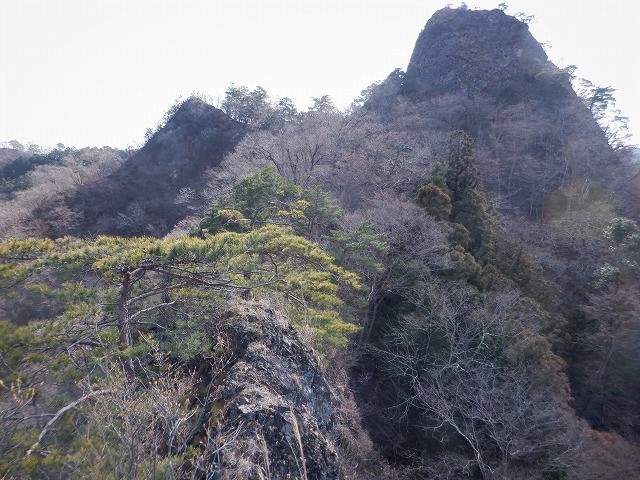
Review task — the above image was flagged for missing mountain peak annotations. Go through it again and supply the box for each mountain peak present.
[404,7,556,103]
[168,95,219,121]
[66,98,246,236]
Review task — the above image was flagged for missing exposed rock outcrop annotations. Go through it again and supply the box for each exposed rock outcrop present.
[388,7,620,218]
[202,305,341,479]
[403,8,563,106]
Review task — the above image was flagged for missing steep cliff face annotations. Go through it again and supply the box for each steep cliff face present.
[404,8,563,106]
[345,9,640,477]
[140,97,245,172]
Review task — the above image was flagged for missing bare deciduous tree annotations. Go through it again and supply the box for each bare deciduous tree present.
[382,284,583,479]
[337,198,450,342]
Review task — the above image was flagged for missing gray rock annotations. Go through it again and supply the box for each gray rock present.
[203,306,341,479]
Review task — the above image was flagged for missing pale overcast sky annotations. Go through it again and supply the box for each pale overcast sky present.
[1,1,638,148]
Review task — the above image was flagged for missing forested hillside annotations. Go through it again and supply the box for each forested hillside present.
[1,7,639,479]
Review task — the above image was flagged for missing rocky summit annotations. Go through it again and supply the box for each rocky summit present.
[404,8,555,103]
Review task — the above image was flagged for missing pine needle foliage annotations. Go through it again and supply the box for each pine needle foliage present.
[194,167,342,240]
[0,226,359,348]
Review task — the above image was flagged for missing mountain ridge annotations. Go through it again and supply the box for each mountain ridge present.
[0,7,639,479]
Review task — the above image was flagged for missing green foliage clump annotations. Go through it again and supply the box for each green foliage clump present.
[416,182,452,220]
[0,218,360,476]
[0,228,358,350]
[195,167,342,240]
[0,174,31,194]
[417,131,554,308]
[605,217,640,252]
[326,221,388,275]
[0,321,39,367]
[592,217,640,288]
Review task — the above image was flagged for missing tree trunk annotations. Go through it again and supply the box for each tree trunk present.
[117,270,132,348]
[117,270,135,375]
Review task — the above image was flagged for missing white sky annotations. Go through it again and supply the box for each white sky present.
[1,0,638,149]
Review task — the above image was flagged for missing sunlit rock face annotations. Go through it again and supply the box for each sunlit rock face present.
[202,306,341,479]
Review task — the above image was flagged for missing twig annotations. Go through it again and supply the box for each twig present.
[26,389,113,456]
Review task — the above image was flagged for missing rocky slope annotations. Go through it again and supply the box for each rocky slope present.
[190,304,343,479]
[1,6,639,480]
[394,7,620,219]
